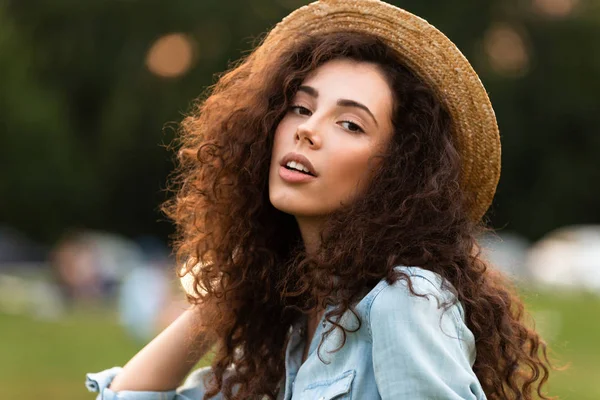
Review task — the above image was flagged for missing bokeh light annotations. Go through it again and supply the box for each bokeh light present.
[533,0,579,18]
[146,33,195,78]
[484,24,530,76]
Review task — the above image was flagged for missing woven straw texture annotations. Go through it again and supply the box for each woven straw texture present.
[250,0,501,222]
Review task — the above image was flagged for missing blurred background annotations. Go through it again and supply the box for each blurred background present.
[0,0,599,398]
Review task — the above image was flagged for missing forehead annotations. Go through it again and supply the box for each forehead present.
[298,59,393,115]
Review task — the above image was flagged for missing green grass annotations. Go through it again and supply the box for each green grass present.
[0,306,141,399]
[0,288,598,399]
[519,288,600,399]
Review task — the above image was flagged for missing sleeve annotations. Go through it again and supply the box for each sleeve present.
[85,366,220,400]
[369,276,487,400]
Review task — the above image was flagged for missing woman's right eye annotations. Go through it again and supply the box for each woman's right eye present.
[290,105,311,116]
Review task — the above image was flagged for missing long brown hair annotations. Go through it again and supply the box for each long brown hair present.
[163,31,555,400]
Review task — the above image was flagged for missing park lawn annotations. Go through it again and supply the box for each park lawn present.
[1,288,598,400]
[0,306,142,399]
[520,288,600,399]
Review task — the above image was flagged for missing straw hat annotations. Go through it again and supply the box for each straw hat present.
[250,0,501,222]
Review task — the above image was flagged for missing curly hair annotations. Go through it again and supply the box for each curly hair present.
[163,31,555,400]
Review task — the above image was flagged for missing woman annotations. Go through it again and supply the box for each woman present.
[86,1,554,399]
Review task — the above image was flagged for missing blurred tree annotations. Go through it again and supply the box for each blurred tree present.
[0,5,81,240]
[0,0,598,244]
[474,0,600,239]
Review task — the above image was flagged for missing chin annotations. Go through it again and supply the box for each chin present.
[268,182,332,217]
[271,200,306,216]
[270,198,323,218]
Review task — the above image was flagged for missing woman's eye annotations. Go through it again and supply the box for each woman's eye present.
[290,105,311,116]
[340,120,365,133]
[289,105,364,133]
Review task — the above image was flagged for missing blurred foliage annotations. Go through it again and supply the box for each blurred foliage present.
[0,0,599,243]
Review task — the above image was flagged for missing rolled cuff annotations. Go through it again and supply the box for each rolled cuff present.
[85,367,178,400]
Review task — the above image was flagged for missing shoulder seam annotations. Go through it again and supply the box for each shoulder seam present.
[363,279,390,341]
[367,273,464,350]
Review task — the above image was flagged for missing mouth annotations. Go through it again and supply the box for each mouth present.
[281,164,316,177]
[279,152,318,177]
[278,165,316,183]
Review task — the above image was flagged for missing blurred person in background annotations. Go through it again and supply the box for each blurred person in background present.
[51,230,103,304]
[118,236,174,342]
[51,230,146,306]
[85,1,556,399]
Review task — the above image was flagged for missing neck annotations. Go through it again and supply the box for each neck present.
[295,215,325,255]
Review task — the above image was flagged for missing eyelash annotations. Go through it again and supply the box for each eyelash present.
[289,105,365,134]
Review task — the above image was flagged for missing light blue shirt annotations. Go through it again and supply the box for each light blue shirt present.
[86,266,487,399]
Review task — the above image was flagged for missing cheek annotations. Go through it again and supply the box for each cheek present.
[270,130,283,170]
[271,121,292,161]
[269,124,291,188]
[329,148,376,189]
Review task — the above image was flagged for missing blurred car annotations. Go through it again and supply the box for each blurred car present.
[479,231,531,281]
[526,225,600,291]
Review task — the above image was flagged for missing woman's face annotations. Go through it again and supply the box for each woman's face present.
[269,58,395,219]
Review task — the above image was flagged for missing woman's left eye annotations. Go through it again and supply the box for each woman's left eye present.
[340,120,365,133]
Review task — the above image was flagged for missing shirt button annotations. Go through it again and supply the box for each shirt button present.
[318,397,325,400]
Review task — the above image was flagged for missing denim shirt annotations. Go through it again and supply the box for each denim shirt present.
[86,266,487,399]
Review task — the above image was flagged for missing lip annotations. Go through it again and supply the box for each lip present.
[279,152,318,177]
[278,166,317,183]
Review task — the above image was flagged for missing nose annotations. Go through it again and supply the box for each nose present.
[295,120,322,148]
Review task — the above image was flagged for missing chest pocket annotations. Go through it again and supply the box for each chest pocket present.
[300,369,355,400]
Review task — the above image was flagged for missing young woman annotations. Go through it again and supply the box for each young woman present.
[86,1,554,399]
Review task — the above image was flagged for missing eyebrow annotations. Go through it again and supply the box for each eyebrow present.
[297,85,379,127]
